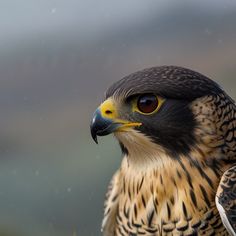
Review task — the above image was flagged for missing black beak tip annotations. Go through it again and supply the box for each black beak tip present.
[90,122,98,144]
[90,108,116,144]
[91,132,98,144]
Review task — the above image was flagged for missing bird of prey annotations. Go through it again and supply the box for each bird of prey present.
[90,66,236,236]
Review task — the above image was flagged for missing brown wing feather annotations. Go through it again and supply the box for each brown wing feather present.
[216,165,236,236]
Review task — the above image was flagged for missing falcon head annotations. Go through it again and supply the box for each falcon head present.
[90,66,233,161]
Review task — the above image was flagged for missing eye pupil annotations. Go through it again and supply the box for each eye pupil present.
[137,94,159,114]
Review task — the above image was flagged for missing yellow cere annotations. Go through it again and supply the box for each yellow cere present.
[100,98,118,119]
[100,98,142,130]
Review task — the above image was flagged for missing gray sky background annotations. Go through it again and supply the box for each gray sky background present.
[0,0,236,44]
[0,1,235,236]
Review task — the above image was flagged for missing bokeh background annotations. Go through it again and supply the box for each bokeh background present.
[0,0,235,235]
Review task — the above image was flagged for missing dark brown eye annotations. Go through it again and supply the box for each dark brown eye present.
[137,94,159,114]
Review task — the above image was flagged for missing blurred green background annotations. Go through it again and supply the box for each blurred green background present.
[0,0,235,235]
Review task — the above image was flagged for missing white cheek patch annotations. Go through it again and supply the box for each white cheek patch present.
[115,129,171,169]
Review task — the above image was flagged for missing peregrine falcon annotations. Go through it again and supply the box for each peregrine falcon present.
[90,66,236,235]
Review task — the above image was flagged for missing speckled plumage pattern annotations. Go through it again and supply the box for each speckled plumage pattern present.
[92,66,236,236]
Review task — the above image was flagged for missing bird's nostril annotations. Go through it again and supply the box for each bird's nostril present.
[105,110,113,115]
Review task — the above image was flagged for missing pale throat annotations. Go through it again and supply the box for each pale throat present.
[115,129,169,167]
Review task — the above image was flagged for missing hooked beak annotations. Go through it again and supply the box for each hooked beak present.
[90,99,142,143]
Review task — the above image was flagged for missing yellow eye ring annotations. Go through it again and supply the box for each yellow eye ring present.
[132,94,165,115]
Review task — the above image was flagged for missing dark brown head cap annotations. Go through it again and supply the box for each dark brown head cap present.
[106,66,223,100]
